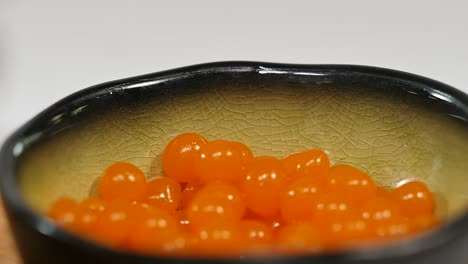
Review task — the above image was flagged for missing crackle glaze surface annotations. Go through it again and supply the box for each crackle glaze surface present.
[17,73,468,220]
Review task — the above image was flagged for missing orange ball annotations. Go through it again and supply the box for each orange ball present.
[231,141,254,169]
[239,157,288,217]
[280,176,326,223]
[361,196,401,225]
[187,182,245,229]
[79,197,106,213]
[194,140,250,184]
[276,222,324,254]
[93,200,134,247]
[318,213,375,249]
[98,162,147,202]
[146,177,182,211]
[193,224,243,257]
[173,209,191,231]
[373,216,411,239]
[328,165,376,203]
[162,133,207,183]
[71,197,106,235]
[72,210,99,237]
[281,149,330,179]
[128,206,186,256]
[376,187,392,198]
[314,193,357,223]
[392,181,435,217]
[48,197,78,227]
[409,215,440,234]
[238,219,274,255]
[244,210,285,231]
[180,182,201,209]
[239,219,274,243]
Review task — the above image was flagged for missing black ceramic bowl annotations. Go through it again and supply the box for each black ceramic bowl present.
[1,62,468,264]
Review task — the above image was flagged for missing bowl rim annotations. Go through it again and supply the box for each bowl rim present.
[1,61,468,263]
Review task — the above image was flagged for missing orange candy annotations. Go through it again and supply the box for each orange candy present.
[47,133,443,257]
[98,162,147,202]
[244,211,285,231]
[195,140,251,185]
[180,182,201,209]
[187,182,245,229]
[392,181,435,217]
[409,215,440,234]
[193,224,243,257]
[79,197,106,212]
[128,206,185,255]
[321,215,374,249]
[280,176,326,223]
[281,149,330,179]
[373,216,412,239]
[48,197,78,227]
[359,197,411,241]
[277,222,324,254]
[361,196,401,223]
[240,157,288,217]
[162,133,207,183]
[314,193,357,223]
[231,141,254,170]
[376,187,392,199]
[239,219,274,255]
[239,219,274,243]
[93,200,134,247]
[146,177,182,211]
[71,197,106,234]
[328,165,376,203]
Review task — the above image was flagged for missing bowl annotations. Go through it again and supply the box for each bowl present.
[1,62,468,264]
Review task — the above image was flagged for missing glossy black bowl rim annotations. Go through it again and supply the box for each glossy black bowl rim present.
[1,61,468,263]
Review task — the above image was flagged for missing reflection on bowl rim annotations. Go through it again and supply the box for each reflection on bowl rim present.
[1,61,468,263]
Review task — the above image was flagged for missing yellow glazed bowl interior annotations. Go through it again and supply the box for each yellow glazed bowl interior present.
[16,64,468,223]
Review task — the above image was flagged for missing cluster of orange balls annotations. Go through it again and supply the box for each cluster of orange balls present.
[48,133,440,257]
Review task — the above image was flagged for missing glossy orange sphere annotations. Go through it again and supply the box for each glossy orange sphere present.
[328,165,376,203]
[146,177,182,211]
[71,197,106,235]
[93,200,133,247]
[239,157,288,217]
[98,162,147,202]
[277,223,324,254]
[280,176,326,223]
[180,182,201,209]
[195,140,249,184]
[231,141,254,170]
[281,149,330,179]
[361,196,401,223]
[162,133,207,183]
[187,182,245,229]
[392,181,435,217]
[48,197,78,227]
[128,206,185,255]
[193,224,243,257]
[314,193,357,223]
[239,219,273,243]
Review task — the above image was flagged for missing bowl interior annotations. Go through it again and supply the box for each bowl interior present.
[16,67,468,222]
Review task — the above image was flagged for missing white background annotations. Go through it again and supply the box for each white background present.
[1,0,467,142]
